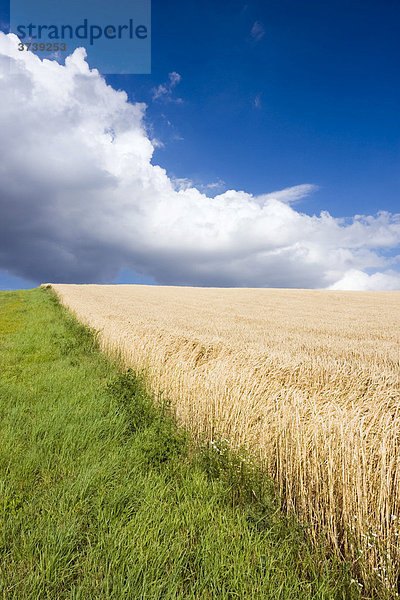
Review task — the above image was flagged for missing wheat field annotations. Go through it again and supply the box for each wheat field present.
[48,283,400,594]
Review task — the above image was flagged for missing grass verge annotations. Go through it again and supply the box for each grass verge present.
[0,287,360,599]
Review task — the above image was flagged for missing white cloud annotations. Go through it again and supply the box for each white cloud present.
[0,32,400,290]
[328,269,400,291]
[152,71,183,103]
[171,177,193,192]
[258,184,317,205]
[250,21,265,42]
[253,93,262,109]
[200,180,226,193]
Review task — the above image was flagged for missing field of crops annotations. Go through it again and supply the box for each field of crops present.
[48,283,400,594]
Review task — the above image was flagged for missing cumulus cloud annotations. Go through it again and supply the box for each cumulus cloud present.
[152,71,183,103]
[328,269,400,291]
[0,32,400,290]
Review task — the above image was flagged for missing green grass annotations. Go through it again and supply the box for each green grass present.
[0,287,360,599]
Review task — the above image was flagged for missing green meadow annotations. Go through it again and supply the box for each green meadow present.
[0,288,358,599]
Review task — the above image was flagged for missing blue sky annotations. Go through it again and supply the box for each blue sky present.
[110,0,400,218]
[0,0,399,290]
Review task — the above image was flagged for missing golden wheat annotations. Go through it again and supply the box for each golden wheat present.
[47,283,400,594]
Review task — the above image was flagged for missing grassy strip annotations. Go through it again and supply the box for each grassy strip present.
[0,288,359,599]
